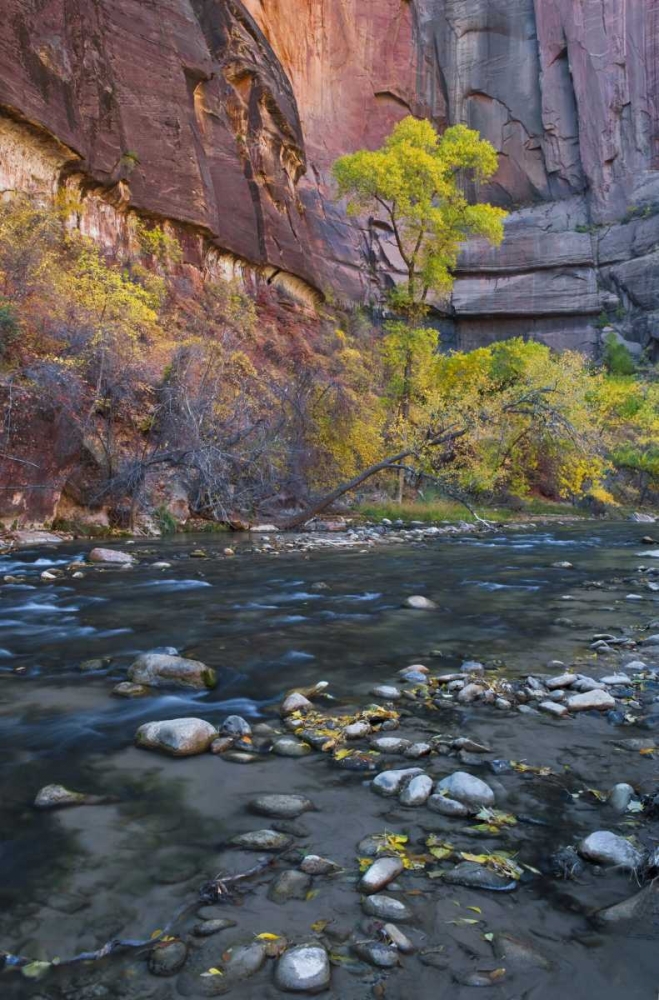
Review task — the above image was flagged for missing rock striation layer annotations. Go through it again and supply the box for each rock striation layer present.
[1,0,658,347]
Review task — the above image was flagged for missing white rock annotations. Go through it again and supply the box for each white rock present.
[281,692,313,715]
[579,831,644,870]
[359,856,404,893]
[88,547,134,564]
[457,683,484,703]
[370,736,410,753]
[399,773,433,806]
[601,674,631,685]
[539,701,568,718]
[609,783,635,813]
[371,768,423,797]
[567,689,616,712]
[128,652,216,690]
[371,685,401,700]
[545,673,576,690]
[405,595,437,610]
[135,717,217,756]
[435,771,495,809]
[624,660,647,672]
[275,945,330,994]
[344,721,371,740]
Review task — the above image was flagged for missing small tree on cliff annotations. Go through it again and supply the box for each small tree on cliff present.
[332,116,507,500]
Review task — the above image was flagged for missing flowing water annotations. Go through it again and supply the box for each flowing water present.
[1,522,658,998]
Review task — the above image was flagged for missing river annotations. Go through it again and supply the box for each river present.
[1,521,658,998]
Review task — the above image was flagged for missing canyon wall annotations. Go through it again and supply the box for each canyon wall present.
[1,0,659,351]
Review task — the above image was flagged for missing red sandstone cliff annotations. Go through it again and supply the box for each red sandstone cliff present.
[1,0,658,348]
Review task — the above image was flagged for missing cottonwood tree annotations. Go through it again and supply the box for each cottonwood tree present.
[332,115,507,501]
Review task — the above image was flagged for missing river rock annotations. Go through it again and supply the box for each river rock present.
[370,736,410,753]
[34,784,87,809]
[221,715,252,737]
[427,794,470,817]
[88,547,134,564]
[112,681,150,698]
[435,771,495,809]
[361,894,412,922]
[493,933,551,969]
[371,767,423,797]
[353,940,399,968]
[136,718,217,756]
[567,689,616,712]
[609,783,635,813]
[405,595,437,610]
[250,794,314,819]
[128,652,216,690]
[371,685,401,700]
[399,773,433,806]
[11,529,63,545]
[383,923,415,953]
[299,855,340,875]
[359,856,404,893]
[399,666,429,683]
[601,674,632,685]
[442,861,517,891]
[193,918,237,936]
[457,683,484,703]
[275,944,330,994]
[539,700,569,717]
[597,882,659,924]
[405,742,432,758]
[148,939,187,976]
[272,736,311,757]
[230,829,292,851]
[281,692,313,715]
[546,673,576,690]
[220,942,267,983]
[579,831,644,869]
[344,721,371,740]
[210,736,235,754]
[268,869,312,903]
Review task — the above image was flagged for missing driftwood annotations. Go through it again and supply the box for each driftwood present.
[1,856,272,976]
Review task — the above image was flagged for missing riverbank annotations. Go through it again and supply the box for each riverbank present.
[2,522,659,998]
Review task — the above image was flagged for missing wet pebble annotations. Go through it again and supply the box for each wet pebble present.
[371,767,423,797]
[371,685,401,700]
[442,862,517,892]
[370,736,410,753]
[609,783,635,813]
[300,854,340,875]
[567,690,616,712]
[135,718,217,756]
[427,794,470,817]
[405,595,437,610]
[281,692,313,715]
[383,923,415,953]
[34,784,87,809]
[193,918,237,936]
[405,742,432,758]
[221,715,252,737]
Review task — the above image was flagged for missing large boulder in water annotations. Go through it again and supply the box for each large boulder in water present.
[88,547,134,564]
[128,652,216,690]
[135,718,218,756]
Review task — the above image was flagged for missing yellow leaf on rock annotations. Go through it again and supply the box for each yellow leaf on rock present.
[255,933,281,941]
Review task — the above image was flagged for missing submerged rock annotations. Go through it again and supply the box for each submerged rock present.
[353,940,399,968]
[493,933,551,969]
[268,869,312,903]
[230,829,292,851]
[427,794,470,817]
[597,882,659,924]
[442,861,517,892]
[272,736,311,757]
[193,918,237,936]
[128,652,216,690]
[300,854,340,875]
[250,794,314,819]
[362,894,412,922]
[579,831,644,869]
[112,681,150,698]
[148,939,187,976]
[435,771,495,809]
[359,856,404,894]
[275,944,330,994]
[135,717,217,756]
[34,784,88,809]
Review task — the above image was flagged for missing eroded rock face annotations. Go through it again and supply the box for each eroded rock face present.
[1,0,657,365]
